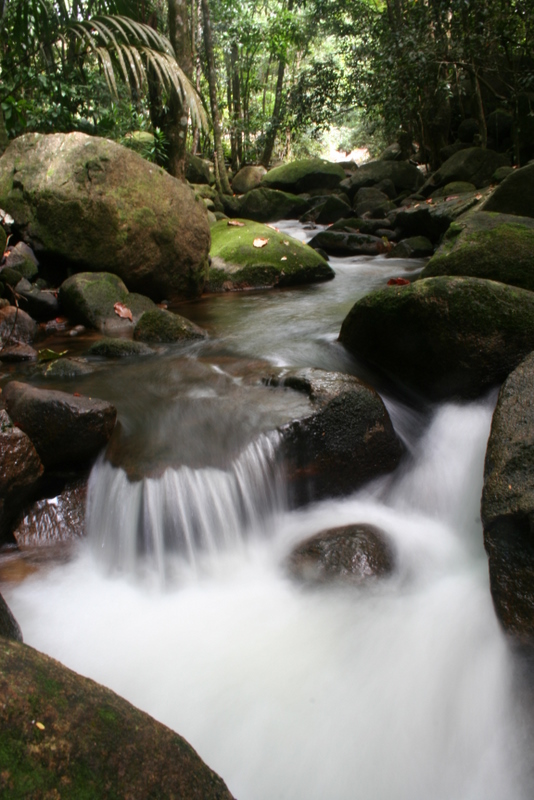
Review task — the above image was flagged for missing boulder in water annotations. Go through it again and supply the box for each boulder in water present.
[388,193,483,243]
[133,308,207,343]
[0,637,234,799]
[13,478,87,547]
[0,409,43,543]
[261,158,345,193]
[386,236,433,259]
[353,187,395,218]
[232,187,309,223]
[288,523,395,585]
[308,229,385,257]
[339,276,534,401]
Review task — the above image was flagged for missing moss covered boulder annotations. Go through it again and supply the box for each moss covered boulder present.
[59,272,156,333]
[261,158,345,193]
[234,187,309,223]
[419,212,534,290]
[207,219,334,291]
[482,352,534,644]
[422,147,509,195]
[483,163,534,218]
[133,308,207,343]
[0,637,235,799]
[339,276,534,401]
[87,338,155,358]
[0,132,210,300]
[231,165,267,194]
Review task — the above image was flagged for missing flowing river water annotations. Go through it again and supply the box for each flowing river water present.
[3,221,534,799]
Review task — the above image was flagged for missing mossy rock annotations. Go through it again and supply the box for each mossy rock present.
[87,338,155,358]
[422,147,509,194]
[59,272,156,332]
[133,308,207,343]
[387,236,433,259]
[432,181,477,198]
[483,163,534,218]
[4,242,39,280]
[261,158,345,193]
[32,357,95,379]
[339,276,534,401]
[207,219,334,291]
[0,267,22,287]
[235,187,309,223]
[0,637,234,799]
[341,161,425,200]
[420,212,534,290]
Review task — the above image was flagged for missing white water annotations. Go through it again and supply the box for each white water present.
[6,397,532,799]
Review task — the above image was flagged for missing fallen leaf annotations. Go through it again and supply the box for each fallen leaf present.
[283,241,289,246]
[387,277,410,286]
[445,195,459,201]
[281,256,287,261]
[38,348,68,362]
[73,392,81,397]
[475,193,482,200]
[227,220,245,227]
[114,302,133,321]
[425,198,433,204]
[253,237,269,248]
[266,224,280,232]
[35,722,45,730]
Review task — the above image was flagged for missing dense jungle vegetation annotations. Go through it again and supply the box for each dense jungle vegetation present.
[0,0,533,184]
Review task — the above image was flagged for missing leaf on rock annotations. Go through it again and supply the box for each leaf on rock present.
[114,302,133,321]
[387,277,410,286]
[253,237,269,248]
[227,220,245,227]
[266,224,280,232]
[281,256,287,261]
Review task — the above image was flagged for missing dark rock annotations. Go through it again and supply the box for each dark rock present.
[3,242,39,280]
[483,163,534,218]
[0,267,22,287]
[386,236,433,259]
[353,187,394,218]
[432,181,477,198]
[329,217,388,235]
[231,165,267,194]
[88,338,155,358]
[439,142,476,162]
[272,368,403,504]
[133,308,207,343]
[308,230,385,257]
[0,592,22,641]
[493,166,514,183]
[186,152,211,185]
[234,187,309,223]
[487,110,513,148]
[374,178,397,199]
[261,158,345,193]
[342,161,425,200]
[3,381,117,469]
[287,523,395,585]
[0,305,37,344]
[481,352,534,643]
[32,357,95,379]
[388,193,483,243]
[339,276,534,401]
[420,212,534,290]
[422,147,510,194]
[14,478,87,546]
[0,637,235,799]
[0,343,38,362]
[15,279,59,321]
[0,409,44,543]
[312,195,352,225]
[457,118,480,144]
[0,132,210,300]
[377,143,402,161]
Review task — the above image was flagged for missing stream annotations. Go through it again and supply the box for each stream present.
[3,221,534,799]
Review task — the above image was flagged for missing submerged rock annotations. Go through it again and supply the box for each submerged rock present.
[88,337,155,358]
[339,276,534,401]
[133,308,207,343]
[288,523,395,585]
[0,638,235,799]
[207,219,333,291]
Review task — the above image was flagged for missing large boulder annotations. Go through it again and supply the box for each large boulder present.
[0,132,211,300]
[341,161,424,200]
[207,219,334,291]
[231,165,267,194]
[233,187,308,223]
[261,158,345,193]
[422,147,509,194]
[271,368,403,504]
[287,523,395,586]
[59,271,156,333]
[303,194,352,225]
[339,276,534,401]
[0,637,234,799]
[0,409,43,543]
[420,212,534,290]
[3,381,117,469]
[483,163,534,218]
[388,193,483,243]
[481,352,534,644]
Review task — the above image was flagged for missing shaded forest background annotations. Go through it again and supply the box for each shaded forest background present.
[0,0,533,185]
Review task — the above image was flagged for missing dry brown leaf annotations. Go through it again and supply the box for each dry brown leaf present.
[114,302,133,321]
[475,193,482,200]
[228,220,245,227]
[281,256,287,261]
[266,224,280,232]
[253,237,269,248]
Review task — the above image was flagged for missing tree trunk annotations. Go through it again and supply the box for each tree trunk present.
[201,0,232,194]
[165,0,193,179]
[260,0,293,168]
[191,0,202,155]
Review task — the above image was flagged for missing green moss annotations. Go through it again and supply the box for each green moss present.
[59,272,129,328]
[261,158,345,192]
[133,308,207,343]
[88,337,154,358]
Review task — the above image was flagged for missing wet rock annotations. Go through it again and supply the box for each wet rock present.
[341,161,424,201]
[13,478,87,547]
[207,219,333,291]
[3,381,117,469]
[0,132,211,300]
[87,337,155,358]
[0,267,22,287]
[0,637,235,799]
[0,592,22,641]
[304,195,352,225]
[15,278,59,321]
[59,271,156,333]
[272,368,403,504]
[32,357,95,379]
[133,308,207,343]
[233,187,309,223]
[0,305,37,344]
[353,187,395,218]
[288,523,395,585]
[421,147,509,195]
[308,229,385,257]
[0,343,38,362]
[0,409,44,543]
[388,193,483,243]
[482,352,534,644]
[420,212,534,290]
[483,163,534,218]
[232,165,267,194]
[3,241,39,280]
[261,158,345,193]
[386,236,433,259]
[339,276,534,401]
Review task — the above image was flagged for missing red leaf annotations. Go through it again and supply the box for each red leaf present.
[114,302,133,321]
[388,277,410,286]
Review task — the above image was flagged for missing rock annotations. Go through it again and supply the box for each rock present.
[353,187,395,218]
[388,193,483,243]
[0,410,44,543]
[386,236,433,258]
[306,195,352,225]
[457,118,480,144]
[186,152,211,184]
[0,132,210,300]
[3,241,39,280]
[308,229,385,257]
[133,308,207,343]
[261,158,345,193]
[487,110,513,148]
[422,147,510,194]
[15,278,59,321]
[0,305,37,344]
[0,638,235,799]
[14,478,87,546]
[377,143,402,161]
[481,352,534,643]
[329,217,388,236]
[207,219,334,291]
[493,166,514,183]
[375,178,397,199]
[3,381,117,469]
[0,266,22,287]
[0,592,22,641]
[32,357,95,379]
[59,272,156,332]
[88,337,155,358]
[234,187,309,223]
[420,212,534,290]
[339,276,534,401]
[287,523,395,585]
[432,181,477,197]
[231,165,267,194]
[0,225,5,255]
[483,163,534,218]
[341,161,425,200]
[0,343,38,362]
[272,368,403,504]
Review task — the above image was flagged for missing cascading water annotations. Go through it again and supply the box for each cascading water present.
[3,222,533,799]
